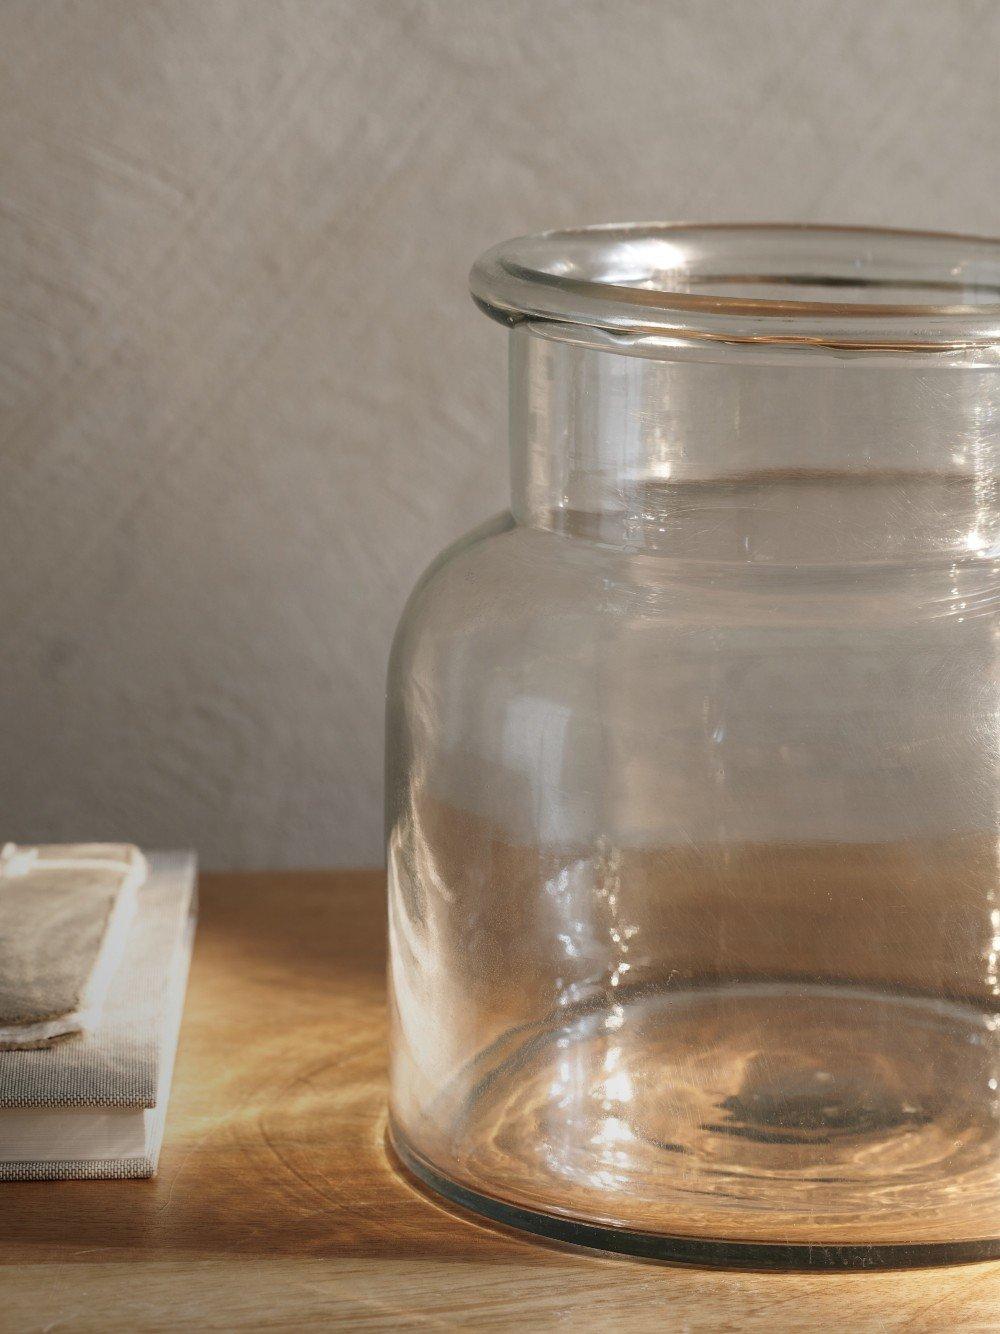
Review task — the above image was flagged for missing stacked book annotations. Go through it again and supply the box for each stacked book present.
[0,845,196,1180]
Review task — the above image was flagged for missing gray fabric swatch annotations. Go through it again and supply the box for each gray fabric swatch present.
[0,1155,155,1181]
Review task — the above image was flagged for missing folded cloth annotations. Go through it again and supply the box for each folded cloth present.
[0,844,147,1050]
[0,851,196,1180]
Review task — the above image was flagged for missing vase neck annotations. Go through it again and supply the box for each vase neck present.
[509,325,1000,565]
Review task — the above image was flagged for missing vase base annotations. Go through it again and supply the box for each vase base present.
[391,981,999,1266]
[391,1126,1000,1270]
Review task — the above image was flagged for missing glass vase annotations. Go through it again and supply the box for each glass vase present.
[387,224,1000,1267]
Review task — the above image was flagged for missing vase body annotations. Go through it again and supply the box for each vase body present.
[387,225,1000,1266]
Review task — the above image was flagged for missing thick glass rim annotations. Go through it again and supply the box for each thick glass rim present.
[470,223,1000,351]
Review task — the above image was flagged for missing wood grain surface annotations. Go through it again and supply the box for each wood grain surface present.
[1,870,997,1331]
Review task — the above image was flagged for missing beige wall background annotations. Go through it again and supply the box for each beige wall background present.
[1,0,997,868]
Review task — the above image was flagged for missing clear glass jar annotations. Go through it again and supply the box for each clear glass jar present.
[387,225,1000,1268]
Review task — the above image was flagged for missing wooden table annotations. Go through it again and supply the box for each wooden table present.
[3,871,998,1330]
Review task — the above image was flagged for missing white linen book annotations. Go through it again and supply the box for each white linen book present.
[0,852,196,1180]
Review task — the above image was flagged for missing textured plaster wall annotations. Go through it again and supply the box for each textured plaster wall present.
[0,0,997,868]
